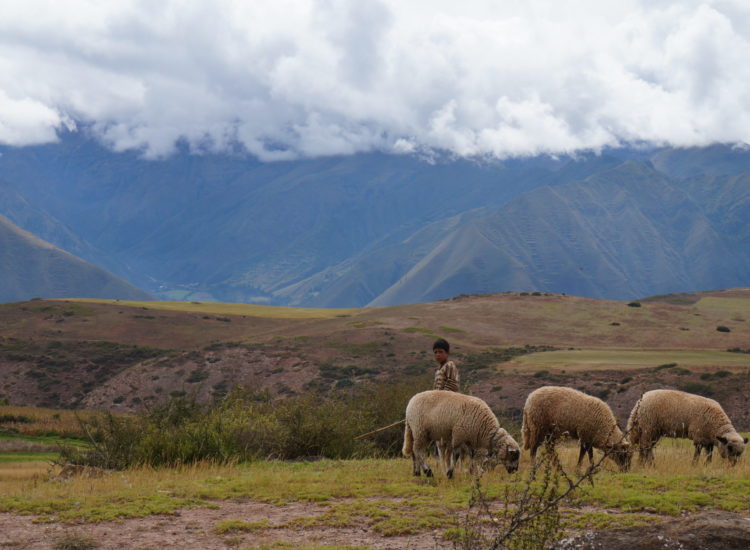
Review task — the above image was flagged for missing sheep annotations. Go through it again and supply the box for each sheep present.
[627,389,747,465]
[521,386,631,471]
[402,390,520,478]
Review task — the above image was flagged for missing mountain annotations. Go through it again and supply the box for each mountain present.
[0,215,152,302]
[1,132,749,306]
[367,162,749,304]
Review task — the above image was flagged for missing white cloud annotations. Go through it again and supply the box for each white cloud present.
[1,0,749,159]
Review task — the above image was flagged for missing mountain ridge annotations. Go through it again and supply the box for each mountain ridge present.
[0,215,153,303]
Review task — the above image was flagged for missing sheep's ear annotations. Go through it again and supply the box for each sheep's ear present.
[744,437,748,444]
[717,436,728,445]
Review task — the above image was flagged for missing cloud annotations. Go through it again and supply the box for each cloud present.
[1,0,749,159]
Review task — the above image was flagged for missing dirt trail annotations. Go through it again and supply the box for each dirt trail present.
[0,500,443,550]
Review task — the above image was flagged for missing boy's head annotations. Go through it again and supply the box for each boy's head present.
[433,338,450,364]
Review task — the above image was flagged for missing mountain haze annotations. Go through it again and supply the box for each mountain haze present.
[0,215,152,303]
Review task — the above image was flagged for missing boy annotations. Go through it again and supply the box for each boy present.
[433,338,459,392]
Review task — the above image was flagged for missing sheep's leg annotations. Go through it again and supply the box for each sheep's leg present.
[529,438,541,460]
[638,434,656,466]
[577,443,592,467]
[468,448,479,476]
[438,440,451,474]
[446,446,461,479]
[412,434,433,477]
[587,445,594,464]
[705,443,714,464]
[692,443,703,465]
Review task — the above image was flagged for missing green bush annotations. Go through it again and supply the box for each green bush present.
[58,377,431,469]
[627,301,641,308]
[716,326,731,333]
[655,362,678,371]
[678,382,714,397]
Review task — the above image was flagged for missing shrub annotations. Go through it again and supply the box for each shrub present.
[679,382,714,397]
[186,369,209,383]
[57,377,430,469]
[620,376,632,384]
[716,326,731,333]
[627,301,641,307]
[533,370,549,379]
[53,533,98,550]
[655,362,677,371]
[596,389,610,400]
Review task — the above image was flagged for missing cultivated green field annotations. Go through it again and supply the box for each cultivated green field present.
[695,296,750,317]
[512,349,750,371]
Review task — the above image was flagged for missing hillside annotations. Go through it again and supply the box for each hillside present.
[0,216,153,303]
[1,290,748,428]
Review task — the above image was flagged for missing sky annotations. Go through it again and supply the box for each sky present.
[1,0,749,160]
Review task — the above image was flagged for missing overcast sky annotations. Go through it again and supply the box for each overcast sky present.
[1,0,749,160]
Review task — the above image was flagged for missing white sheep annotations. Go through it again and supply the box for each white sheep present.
[627,389,747,465]
[402,390,520,478]
[522,386,631,470]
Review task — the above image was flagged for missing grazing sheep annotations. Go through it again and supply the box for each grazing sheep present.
[627,389,747,465]
[402,390,520,478]
[522,386,631,471]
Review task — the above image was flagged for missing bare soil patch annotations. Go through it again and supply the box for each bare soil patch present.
[0,499,443,550]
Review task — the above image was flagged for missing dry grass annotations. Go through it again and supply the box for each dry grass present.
[0,405,106,438]
[61,299,360,319]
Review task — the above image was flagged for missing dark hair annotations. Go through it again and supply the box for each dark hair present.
[433,338,450,353]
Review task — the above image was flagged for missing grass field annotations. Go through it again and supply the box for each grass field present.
[1,436,749,537]
[511,349,750,371]
[62,298,361,319]
[695,296,750,317]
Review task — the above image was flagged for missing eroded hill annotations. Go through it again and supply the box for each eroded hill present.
[1,290,748,427]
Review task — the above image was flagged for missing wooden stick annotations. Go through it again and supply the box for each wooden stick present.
[354,418,405,440]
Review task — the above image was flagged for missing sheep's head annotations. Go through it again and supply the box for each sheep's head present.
[717,432,747,464]
[488,429,520,474]
[606,441,632,472]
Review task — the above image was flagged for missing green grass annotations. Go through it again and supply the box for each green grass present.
[2,443,750,532]
[695,296,750,315]
[402,327,437,337]
[513,349,750,370]
[61,299,361,319]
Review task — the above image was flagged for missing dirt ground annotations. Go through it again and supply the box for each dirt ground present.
[0,500,444,550]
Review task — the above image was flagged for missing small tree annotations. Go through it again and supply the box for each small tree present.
[451,438,618,549]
